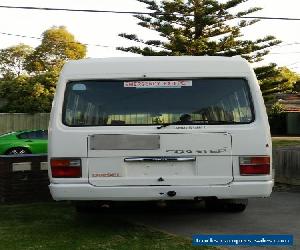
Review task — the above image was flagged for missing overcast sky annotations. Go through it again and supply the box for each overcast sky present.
[0,0,299,72]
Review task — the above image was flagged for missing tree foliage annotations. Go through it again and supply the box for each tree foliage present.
[26,26,86,73]
[0,26,86,112]
[0,44,33,79]
[118,0,281,62]
[0,75,54,113]
[117,1,298,108]
[255,64,300,104]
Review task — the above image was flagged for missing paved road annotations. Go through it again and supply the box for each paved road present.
[123,190,300,250]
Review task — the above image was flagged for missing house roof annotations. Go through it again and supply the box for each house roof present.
[277,93,300,112]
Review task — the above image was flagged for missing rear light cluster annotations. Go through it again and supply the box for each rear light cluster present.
[50,158,81,178]
[239,156,270,175]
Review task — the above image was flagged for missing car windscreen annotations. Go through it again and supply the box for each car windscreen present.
[62,78,254,126]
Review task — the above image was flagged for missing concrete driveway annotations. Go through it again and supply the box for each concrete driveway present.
[122,188,300,250]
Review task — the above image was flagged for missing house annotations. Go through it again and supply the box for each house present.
[277,93,300,135]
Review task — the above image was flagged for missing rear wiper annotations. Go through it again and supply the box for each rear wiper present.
[157,123,176,129]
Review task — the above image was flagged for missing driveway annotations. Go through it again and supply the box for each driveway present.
[122,188,300,250]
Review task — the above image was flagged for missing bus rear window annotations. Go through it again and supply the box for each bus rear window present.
[62,78,254,126]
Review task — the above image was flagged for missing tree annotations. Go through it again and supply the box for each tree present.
[255,64,300,104]
[0,75,53,113]
[26,26,86,73]
[117,0,280,62]
[0,44,33,79]
[0,26,87,113]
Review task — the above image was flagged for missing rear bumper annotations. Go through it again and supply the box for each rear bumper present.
[49,180,274,201]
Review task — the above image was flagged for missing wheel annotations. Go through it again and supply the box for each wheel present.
[205,198,248,213]
[5,147,31,155]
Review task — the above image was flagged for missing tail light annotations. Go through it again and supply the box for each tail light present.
[50,158,81,178]
[239,156,270,175]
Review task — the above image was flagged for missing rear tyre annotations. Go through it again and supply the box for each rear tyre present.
[205,198,248,213]
[5,147,31,155]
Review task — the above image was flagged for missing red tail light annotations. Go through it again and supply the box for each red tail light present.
[239,156,270,175]
[50,158,81,178]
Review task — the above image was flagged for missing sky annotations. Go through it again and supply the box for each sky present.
[0,0,299,73]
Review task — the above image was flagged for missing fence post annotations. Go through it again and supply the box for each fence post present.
[273,147,300,185]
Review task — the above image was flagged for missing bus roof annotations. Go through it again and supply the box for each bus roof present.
[60,56,252,79]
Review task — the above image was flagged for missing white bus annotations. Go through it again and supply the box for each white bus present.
[48,56,273,212]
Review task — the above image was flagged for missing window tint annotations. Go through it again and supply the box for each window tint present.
[18,130,48,139]
[18,132,30,139]
[63,78,254,126]
[39,130,48,139]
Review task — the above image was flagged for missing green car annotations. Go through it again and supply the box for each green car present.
[0,130,48,155]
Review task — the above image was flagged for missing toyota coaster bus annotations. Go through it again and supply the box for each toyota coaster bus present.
[48,56,273,212]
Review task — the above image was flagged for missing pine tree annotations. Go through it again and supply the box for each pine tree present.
[117,0,280,62]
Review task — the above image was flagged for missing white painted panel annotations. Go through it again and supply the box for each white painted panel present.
[126,162,196,177]
[88,155,232,186]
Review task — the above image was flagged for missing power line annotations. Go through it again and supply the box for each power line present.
[290,66,300,69]
[0,5,300,21]
[0,31,115,48]
[0,5,150,15]
[269,51,300,55]
[275,42,300,48]
[3,30,300,55]
[3,30,300,57]
[238,16,300,21]
[0,31,40,40]
[2,30,300,62]
[286,61,300,67]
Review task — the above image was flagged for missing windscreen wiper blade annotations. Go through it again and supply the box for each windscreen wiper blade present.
[157,123,175,129]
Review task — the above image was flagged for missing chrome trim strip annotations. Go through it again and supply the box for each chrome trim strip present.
[124,157,196,162]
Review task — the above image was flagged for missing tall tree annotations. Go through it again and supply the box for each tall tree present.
[255,64,300,104]
[118,0,280,62]
[0,44,33,79]
[0,26,87,113]
[26,26,86,73]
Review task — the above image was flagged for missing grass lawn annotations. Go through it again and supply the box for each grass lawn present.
[0,202,217,250]
[272,139,300,148]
